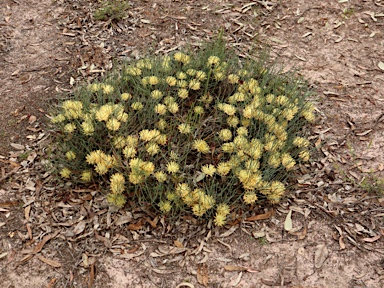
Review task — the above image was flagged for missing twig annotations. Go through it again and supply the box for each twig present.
[0,167,20,184]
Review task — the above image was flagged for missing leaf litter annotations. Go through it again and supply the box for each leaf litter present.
[1,0,384,287]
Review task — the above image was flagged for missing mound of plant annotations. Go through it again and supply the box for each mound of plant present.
[50,38,315,226]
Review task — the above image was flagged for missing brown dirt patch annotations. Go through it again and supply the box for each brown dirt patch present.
[1,0,384,287]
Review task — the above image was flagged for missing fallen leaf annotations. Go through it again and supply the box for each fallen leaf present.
[219,225,237,237]
[24,205,31,221]
[88,262,95,288]
[229,272,242,287]
[152,268,175,274]
[175,283,194,288]
[114,215,132,226]
[73,220,86,235]
[10,143,24,150]
[46,278,56,288]
[174,240,184,248]
[378,61,384,71]
[197,264,209,287]
[127,220,144,231]
[33,231,59,254]
[95,233,112,248]
[36,254,62,268]
[314,244,328,268]
[284,210,293,231]
[28,115,37,124]
[246,210,273,221]
[362,235,380,242]
[224,265,247,272]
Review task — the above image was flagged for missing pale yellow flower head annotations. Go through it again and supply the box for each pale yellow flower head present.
[207,55,221,66]
[167,161,179,173]
[151,90,163,100]
[146,142,160,156]
[166,76,177,86]
[189,79,201,90]
[154,171,167,183]
[228,74,239,84]
[193,139,210,154]
[154,104,167,115]
[110,173,125,194]
[178,88,189,99]
[81,170,92,182]
[106,118,121,131]
[216,162,231,176]
[194,106,204,115]
[201,164,216,177]
[121,93,132,101]
[148,76,159,85]
[60,168,71,179]
[167,102,179,114]
[219,129,232,141]
[62,100,83,119]
[65,151,76,161]
[159,201,172,213]
[102,84,114,94]
[243,191,258,204]
[131,102,144,111]
[51,114,66,123]
[64,123,76,133]
[214,213,226,227]
[178,123,192,134]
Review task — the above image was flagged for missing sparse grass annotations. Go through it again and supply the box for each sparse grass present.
[94,0,130,21]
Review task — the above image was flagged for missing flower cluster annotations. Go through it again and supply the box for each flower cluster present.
[51,39,315,226]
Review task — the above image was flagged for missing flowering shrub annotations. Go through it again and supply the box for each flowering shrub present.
[50,38,315,226]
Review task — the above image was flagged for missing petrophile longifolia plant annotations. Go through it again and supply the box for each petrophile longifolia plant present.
[50,38,315,226]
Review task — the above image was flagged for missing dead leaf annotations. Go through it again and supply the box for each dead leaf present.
[174,240,184,248]
[16,254,33,267]
[284,210,293,231]
[229,272,242,287]
[114,215,132,226]
[88,262,95,288]
[95,233,112,248]
[33,231,59,254]
[197,264,208,287]
[224,265,247,272]
[246,210,273,221]
[24,205,31,221]
[219,225,237,237]
[127,220,144,231]
[152,268,175,274]
[28,115,37,124]
[314,244,328,268]
[362,235,380,242]
[46,278,56,288]
[378,61,384,71]
[175,283,194,288]
[36,254,62,268]
[73,220,86,235]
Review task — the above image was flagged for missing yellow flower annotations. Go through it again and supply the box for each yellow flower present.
[160,73,175,85]
[162,56,171,70]
[174,52,190,64]
[110,173,125,194]
[186,69,197,76]
[195,71,206,81]
[136,59,152,69]
[146,142,160,155]
[193,139,210,154]
[65,151,76,160]
[62,100,83,119]
[95,163,109,175]
[201,164,216,177]
[126,66,142,76]
[178,123,192,134]
[266,94,275,103]
[123,146,136,158]
[218,103,236,116]
[121,93,132,101]
[169,151,178,160]
[167,102,179,114]
[293,137,309,148]
[178,88,189,99]
[176,183,191,198]
[131,102,144,111]
[140,129,161,142]
[298,150,310,162]
[81,170,92,182]
[192,204,207,217]
[281,153,296,170]
[148,76,159,85]
[194,106,204,115]
[176,71,187,80]
[270,181,285,196]
[216,162,231,176]
[221,142,235,153]
[216,203,230,216]
[154,104,167,115]
[159,201,172,213]
[214,213,227,227]
[245,159,260,172]
[157,134,167,145]
[207,55,220,66]
[51,114,66,123]
[126,135,139,147]
[113,136,126,149]
[142,161,155,175]
[87,83,101,92]
[154,171,167,182]
[227,116,239,127]
[237,127,248,136]
[214,72,225,81]
[129,173,144,185]
[60,168,71,179]
[219,129,232,141]
[268,153,281,168]
[156,119,167,130]
[163,96,175,105]
[151,90,163,100]
[201,93,213,104]
[166,192,177,201]
[102,84,114,94]
[233,135,248,149]
[228,74,239,84]
[106,118,121,131]
[167,161,179,173]
[302,110,315,122]
[86,150,104,165]
[177,80,188,88]
[107,193,126,208]
[64,123,76,133]
[189,79,201,90]
[243,191,258,204]
[96,104,114,122]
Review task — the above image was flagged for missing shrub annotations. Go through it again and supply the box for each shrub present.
[50,37,315,226]
[94,0,130,21]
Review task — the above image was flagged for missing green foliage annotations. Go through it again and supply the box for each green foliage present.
[94,0,130,21]
[50,37,315,226]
